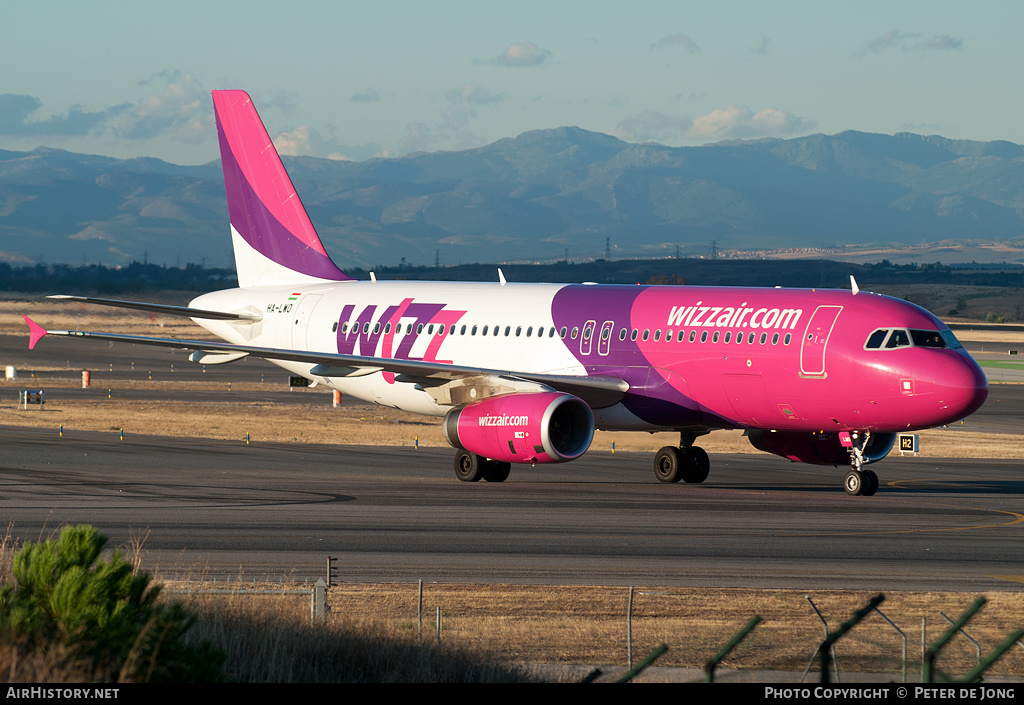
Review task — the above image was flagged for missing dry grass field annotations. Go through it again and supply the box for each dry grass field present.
[865,284,1024,324]
[161,580,1024,681]
[1,519,1020,682]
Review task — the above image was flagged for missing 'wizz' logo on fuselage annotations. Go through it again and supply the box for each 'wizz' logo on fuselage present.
[665,301,803,330]
[336,299,466,363]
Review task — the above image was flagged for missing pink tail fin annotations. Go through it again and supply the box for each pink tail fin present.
[212,90,353,287]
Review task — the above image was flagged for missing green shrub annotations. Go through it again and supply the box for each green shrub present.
[0,525,224,682]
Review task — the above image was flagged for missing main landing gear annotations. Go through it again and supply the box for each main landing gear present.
[843,431,879,496]
[654,432,710,484]
[454,449,511,483]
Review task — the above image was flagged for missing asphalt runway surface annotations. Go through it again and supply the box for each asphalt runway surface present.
[1,332,1022,591]
[1,425,1021,591]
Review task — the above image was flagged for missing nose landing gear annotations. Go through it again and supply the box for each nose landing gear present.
[844,468,879,496]
[844,431,879,496]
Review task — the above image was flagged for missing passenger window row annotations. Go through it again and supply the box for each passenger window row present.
[620,327,793,346]
[336,321,560,338]
[332,319,795,347]
[331,318,962,355]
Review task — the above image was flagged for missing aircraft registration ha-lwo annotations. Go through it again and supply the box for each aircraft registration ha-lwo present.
[24,90,988,496]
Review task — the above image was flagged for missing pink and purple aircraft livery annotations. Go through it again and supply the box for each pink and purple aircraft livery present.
[24,91,988,496]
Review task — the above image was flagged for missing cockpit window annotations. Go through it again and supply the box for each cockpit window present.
[865,327,954,350]
[865,329,889,349]
[940,329,963,349]
[885,329,911,348]
[911,330,946,348]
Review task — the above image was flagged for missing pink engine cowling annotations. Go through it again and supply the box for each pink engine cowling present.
[443,392,595,464]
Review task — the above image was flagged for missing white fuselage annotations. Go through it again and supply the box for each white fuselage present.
[191,281,592,418]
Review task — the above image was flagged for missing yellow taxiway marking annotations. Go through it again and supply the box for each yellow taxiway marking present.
[883,478,1024,528]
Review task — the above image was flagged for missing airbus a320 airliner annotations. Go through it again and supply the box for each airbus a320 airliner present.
[24,90,988,495]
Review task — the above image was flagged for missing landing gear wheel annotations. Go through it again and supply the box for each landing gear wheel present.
[844,470,865,496]
[861,469,879,496]
[655,446,711,484]
[483,461,511,483]
[654,447,683,483]
[454,450,484,482]
[682,446,710,484]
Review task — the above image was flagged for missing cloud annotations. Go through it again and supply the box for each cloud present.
[263,89,300,114]
[273,124,382,161]
[397,121,485,155]
[650,33,701,53]
[394,84,505,155]
[921,35,963,51]
[857,29,963,56]
[860,29,918,54]
[688,106,815,141]
[0,250,34,264]
[486,42,552,67]
[442,83,505,128]
[0,93,119,136]
[446,84,504,107]
[0,74,389,160]
[351,88,381,102]
[398,121,443,155]
[272,125,322,156]
[116,72,208,141]
[0,72,215,146]
[614,106,815,144]
[613,111,694,144]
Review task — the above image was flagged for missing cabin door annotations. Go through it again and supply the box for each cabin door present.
[291,294,323,349]
[799,305,842,377]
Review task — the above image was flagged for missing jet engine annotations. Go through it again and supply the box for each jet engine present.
[746,429,896,466]
[443,392,594,464]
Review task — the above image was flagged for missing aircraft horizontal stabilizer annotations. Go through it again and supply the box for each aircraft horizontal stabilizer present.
[23,316,47,350]
[47,295,262,322]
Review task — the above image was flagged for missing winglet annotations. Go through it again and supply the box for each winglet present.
[23,316,48,350]
[850,275,860,295]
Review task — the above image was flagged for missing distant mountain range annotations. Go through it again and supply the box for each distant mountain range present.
[1,129,1023,269]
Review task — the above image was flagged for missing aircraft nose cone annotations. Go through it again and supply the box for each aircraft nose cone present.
[934,355,988,422]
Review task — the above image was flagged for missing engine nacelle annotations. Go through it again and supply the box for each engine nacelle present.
[747,430,896,466]
[443,392,594,464]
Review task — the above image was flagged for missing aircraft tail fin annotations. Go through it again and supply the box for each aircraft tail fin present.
[212,90,353,288]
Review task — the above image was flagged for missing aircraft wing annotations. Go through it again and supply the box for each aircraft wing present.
[23,317,628,407]
[46,295,262,321]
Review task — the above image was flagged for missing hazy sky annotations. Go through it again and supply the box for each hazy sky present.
[2,1,1020,164]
